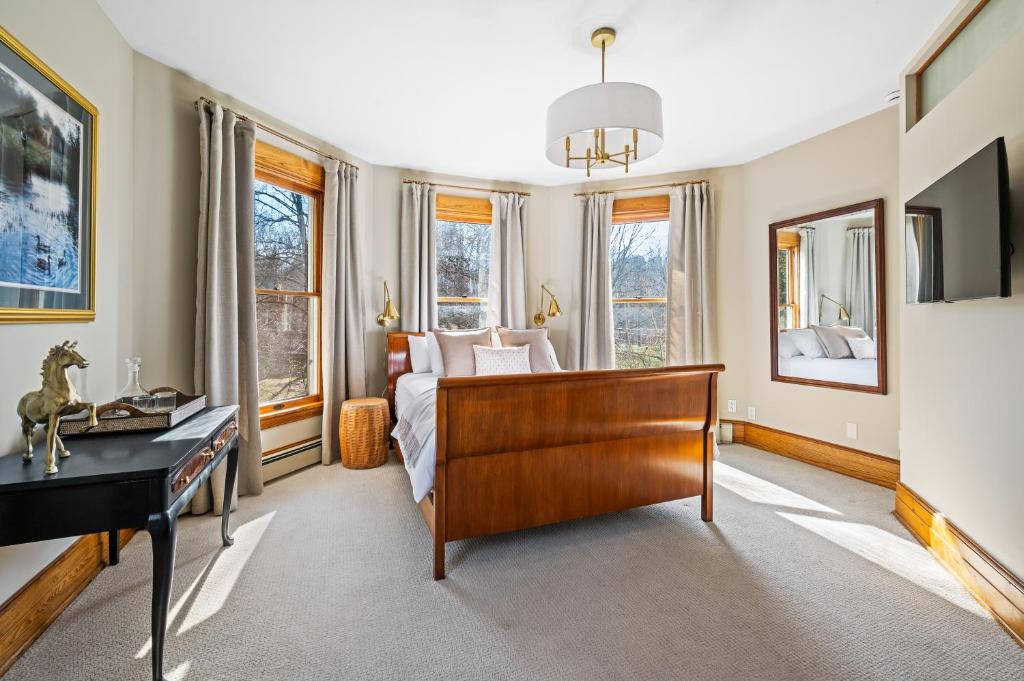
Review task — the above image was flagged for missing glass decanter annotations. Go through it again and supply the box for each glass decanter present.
[117,357,151,408]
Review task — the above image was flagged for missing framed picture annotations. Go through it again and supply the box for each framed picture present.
[0,26,97,323]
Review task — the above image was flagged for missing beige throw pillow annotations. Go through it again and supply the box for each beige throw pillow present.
[496,327,557,373]
[811,325,853,359]
[433,328,492,377]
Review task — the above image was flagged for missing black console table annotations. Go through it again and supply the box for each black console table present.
[0,406,239,681]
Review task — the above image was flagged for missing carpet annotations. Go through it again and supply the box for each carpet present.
[6,444,1023,680]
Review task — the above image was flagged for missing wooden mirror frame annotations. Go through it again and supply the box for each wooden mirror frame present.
[769,199,887,394]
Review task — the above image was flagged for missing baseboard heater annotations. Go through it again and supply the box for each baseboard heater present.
[262,438,321,465]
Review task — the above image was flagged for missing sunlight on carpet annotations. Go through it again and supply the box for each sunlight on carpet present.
[134,512,275,659]
[716,461,840,514]
[777,511,987,614]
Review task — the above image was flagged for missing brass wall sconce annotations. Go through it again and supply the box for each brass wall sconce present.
[818,293,850,324]
[533,284,563,327]
[376,281,400,327]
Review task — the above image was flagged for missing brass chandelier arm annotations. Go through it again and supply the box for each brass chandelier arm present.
[564,127,639,173]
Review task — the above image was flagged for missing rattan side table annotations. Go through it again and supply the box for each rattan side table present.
[339,397,389,469]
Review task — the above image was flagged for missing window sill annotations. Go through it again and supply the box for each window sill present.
[260,400,323,430]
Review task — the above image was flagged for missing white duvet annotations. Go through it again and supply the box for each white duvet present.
[391,373,440,502]
[778,355,878,386]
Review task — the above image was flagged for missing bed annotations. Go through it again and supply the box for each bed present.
[386,331,724,579]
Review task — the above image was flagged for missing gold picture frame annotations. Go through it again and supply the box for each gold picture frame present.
[0,25,98,324]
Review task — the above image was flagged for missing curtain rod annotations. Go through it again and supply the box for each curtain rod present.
[194,96,356,169]
[573,179,708,197]
[403,179,531,197]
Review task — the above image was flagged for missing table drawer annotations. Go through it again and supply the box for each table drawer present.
[214,419,238,453]
[170,418,237,497]
[172,446,215,494]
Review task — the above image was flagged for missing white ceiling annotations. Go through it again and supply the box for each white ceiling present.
[98,0,956,186]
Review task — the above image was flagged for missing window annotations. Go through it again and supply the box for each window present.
[776,231,800,330]
[611,195,670,368]
[913,0,1024,123]
[435,194,492,329]
[253,141,324,427]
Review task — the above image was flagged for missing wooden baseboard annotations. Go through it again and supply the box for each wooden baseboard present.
[0,529,135,676]
[894,483,1024,647]
[721,419,899,489]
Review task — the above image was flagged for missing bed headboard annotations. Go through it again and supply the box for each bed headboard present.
[386,331,423,419]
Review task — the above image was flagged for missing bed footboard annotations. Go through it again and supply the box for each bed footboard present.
[430,365,722,579]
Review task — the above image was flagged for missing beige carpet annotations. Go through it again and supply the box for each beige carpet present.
[6,444,1023,681]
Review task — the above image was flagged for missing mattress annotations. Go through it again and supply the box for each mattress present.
[777,355,878,386]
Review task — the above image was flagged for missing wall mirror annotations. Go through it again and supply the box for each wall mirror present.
[769,199,886,394]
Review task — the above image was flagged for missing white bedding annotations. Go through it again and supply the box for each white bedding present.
[391,373,440,502]
[778,355,877,386]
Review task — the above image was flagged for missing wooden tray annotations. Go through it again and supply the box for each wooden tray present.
[59,388,207,437]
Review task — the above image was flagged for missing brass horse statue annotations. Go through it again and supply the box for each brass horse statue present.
[17,341,99,475]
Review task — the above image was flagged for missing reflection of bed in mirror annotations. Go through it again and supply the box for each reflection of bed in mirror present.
[779,356,877,385]
[770,199,886,394]
[778,326,878,386]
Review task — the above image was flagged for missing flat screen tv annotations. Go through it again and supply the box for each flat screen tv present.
[905,137,1011,303]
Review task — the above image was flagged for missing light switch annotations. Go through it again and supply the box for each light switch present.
[747,406,756,421]
[846,422,858,439]
[727,399,737,413]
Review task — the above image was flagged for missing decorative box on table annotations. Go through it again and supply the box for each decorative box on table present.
[58,388,207,437]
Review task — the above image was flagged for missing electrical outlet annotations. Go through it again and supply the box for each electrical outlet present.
[727,399,737,413]
[846,422,858,440]
[747,406,756,421]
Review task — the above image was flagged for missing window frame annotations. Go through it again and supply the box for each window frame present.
[435,194,492,322]
[254,140,325,429]
[775,231,801,329]
[610,195,670,367]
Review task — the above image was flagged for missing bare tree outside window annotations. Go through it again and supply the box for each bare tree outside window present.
[254,179,316,404]
[611,220,669,368]
[436,219,490,329]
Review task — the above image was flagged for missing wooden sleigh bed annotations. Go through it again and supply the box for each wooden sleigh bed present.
[386,332,724,580]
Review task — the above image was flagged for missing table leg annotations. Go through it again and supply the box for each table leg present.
[221,440,238,547]
[147,510,177,681]
[107,529,120,566]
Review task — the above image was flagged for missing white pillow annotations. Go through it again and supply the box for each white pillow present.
[788,328,826,359]
[545,338,562,370]
[425,332,445,375]
[408,335,431,373]
[473,345,532,376]
[812,325,853,359]
[835,326,870,341]
[848,337,877,360]
[778,332,801,359]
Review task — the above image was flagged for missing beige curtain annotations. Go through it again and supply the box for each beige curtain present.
[567,194,615,370]
[799,227,818,327]
[666,182,716,365]
[845,227,876,338]
[192,103,262,515]
[488,192,527,328]
[321,161,367,464]
[399,182,437,331]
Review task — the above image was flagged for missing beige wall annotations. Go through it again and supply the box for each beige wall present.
[0,0,135,604]
[899,9,1024,577]
[132,57,903,462]
[365,165,535,395]
[0,2,908,608]
[529,109,901,458]
[130,53,380,470]
[727,108,902,457]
